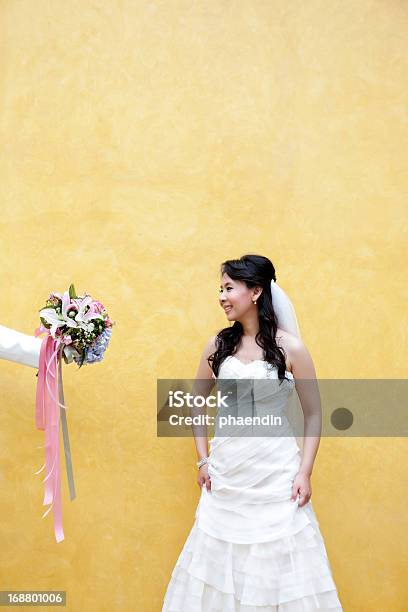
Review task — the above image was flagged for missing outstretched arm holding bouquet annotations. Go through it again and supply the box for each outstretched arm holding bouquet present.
[0,285,113,369]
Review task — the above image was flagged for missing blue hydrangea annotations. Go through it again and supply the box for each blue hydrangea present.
[74,327,112,366]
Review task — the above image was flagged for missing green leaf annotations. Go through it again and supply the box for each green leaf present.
[68,284,77,299]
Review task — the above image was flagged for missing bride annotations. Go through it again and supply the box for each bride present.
[162,254,343,611]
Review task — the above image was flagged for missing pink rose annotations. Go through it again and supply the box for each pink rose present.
[92,301,106,313]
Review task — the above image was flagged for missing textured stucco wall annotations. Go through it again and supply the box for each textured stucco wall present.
[0,1,407,610]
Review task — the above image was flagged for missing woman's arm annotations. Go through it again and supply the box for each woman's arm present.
[286,334,322,506]
[190,335,217,491]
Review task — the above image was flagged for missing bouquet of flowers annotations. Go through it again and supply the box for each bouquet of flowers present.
[38,284,114,367]
[34,284,114,543]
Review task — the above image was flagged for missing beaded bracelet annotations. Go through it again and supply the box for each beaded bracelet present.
[196,457,208,469]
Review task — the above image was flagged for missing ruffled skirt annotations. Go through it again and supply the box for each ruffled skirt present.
[162,436,343,611]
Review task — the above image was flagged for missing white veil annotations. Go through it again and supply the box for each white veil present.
[270,279,303,451]
[270,279,301,340]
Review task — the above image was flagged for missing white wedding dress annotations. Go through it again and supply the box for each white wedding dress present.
[162,356,343,611]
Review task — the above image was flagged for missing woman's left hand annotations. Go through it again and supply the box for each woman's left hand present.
[291,471,312,507]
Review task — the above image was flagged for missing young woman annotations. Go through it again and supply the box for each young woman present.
[162,254,343,611]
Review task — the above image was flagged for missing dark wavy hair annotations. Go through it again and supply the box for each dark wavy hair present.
[208,254,290,383]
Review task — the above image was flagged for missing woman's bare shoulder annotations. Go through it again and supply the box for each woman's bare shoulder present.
[276,328,303,348]
[202,334,218,357]
[276,328,305,371]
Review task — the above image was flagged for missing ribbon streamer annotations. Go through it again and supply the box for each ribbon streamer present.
[34,326,76,543]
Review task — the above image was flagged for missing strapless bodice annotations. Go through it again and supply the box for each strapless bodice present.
[211,355,296,438]
[218,355,295,382]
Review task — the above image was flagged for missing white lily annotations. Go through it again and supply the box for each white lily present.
[40,291,104,338]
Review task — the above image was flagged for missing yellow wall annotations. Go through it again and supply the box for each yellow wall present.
[0,1,407,610]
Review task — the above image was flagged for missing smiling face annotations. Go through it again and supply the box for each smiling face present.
[219,272,261,321]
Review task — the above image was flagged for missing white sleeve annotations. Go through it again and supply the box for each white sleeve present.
[0,324,43,369]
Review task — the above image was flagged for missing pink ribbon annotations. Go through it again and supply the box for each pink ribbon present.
[34,325,75,543]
